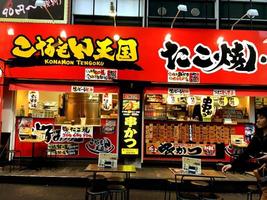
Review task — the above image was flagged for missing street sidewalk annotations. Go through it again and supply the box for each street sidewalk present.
[0,161,257,193]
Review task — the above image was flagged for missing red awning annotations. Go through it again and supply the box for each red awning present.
[9,83,119,93]
[144,87,213,95]
[144,87,267,97]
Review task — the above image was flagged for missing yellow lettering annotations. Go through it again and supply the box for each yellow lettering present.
[116,39,138,61]
[68,37,94,59]
[12,35,36,58]
[93,38,115,61]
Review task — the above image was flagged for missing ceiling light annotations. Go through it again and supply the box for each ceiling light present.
[231,9,259,30]
[217,36,224,45]
[113,34,120,41]
[7,28,14,36]
[165,33,172,41]
[171,4,188,28]
[60,30,67,38]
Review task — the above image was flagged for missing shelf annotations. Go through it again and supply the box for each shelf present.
[54,124,101,127]
[144,117,168,120]
[144,118,251,124]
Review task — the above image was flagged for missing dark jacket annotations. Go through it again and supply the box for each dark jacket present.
[232,129,267,172]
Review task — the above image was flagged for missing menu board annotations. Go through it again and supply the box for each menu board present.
[47,143,79,156]
[182,157,201,175]
[98,153,118,168]
[0,0,69,24]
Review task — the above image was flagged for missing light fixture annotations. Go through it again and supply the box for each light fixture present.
[231,9,259,30]
[165,33,172,41]
[113,34,120,41]
[171,4,188,28]
[60,30,67,38]
[217,36,224,45]
[35,0,55,22]
[109,1,117,27]
[7,28,14,36]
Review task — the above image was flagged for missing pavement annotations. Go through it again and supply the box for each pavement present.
[0,183,252,200]
[0,160,258,194]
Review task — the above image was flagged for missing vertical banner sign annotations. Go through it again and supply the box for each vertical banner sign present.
[119,93,141,157]
[200,96,214,122]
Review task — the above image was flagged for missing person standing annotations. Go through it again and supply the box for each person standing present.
[222,106,267,200]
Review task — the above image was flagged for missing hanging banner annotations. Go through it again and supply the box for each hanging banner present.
[28,91,39,109]
[201,96,214,122]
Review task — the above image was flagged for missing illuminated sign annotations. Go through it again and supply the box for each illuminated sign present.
[120,93,141,157]
[159,39,259,74]
[10,35,141,70]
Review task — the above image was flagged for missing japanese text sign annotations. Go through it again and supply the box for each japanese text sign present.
[3,24,267,85]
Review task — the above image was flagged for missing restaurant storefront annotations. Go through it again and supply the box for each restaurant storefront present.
[1,23,267,164]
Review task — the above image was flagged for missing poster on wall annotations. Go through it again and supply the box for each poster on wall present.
[0,0,69,23]
[119,93,141,157]
[101,119,116,134]
[47,143,79,156]
[18,117,46,142]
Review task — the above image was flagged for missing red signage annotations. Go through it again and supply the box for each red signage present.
[1,23,267,85]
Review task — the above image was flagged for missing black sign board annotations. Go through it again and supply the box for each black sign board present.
[119,93,142,158]
[0,0,69,24]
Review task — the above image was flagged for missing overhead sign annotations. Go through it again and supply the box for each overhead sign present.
[2,24,267,85]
